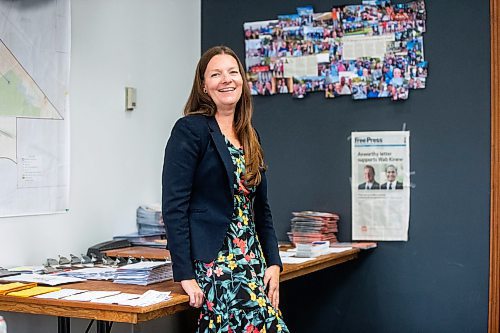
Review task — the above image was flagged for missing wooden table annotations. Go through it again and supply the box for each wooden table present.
[0,246,361,332]
[103,246,361,283]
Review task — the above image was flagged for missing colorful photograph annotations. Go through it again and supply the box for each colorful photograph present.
[243,1,428,101]
[292,78,307,99]
[273,77,292,94]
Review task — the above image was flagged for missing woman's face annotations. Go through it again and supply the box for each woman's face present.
[204,54,243,112]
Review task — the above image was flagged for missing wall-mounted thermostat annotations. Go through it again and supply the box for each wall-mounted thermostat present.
[125,87,136,111]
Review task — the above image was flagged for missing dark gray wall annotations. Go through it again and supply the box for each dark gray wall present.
[202,1,490,332]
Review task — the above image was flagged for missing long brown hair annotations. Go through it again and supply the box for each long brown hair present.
[183,45,265,186]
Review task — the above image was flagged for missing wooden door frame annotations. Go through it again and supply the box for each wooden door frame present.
[490,0,499,332]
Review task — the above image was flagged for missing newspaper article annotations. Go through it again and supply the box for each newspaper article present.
[351,131,410,241]
[283,55,318,77]
[342,34,395,60]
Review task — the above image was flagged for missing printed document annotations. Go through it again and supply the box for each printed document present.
[351,131,410,241]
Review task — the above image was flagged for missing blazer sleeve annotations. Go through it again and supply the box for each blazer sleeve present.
[162,118,201,281]
[252,134,283,270]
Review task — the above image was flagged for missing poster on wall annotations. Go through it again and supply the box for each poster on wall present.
[0,0,70,217]
[351,131,410,241]
[243,0,427,101]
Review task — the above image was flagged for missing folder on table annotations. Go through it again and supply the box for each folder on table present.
[0,282,37,295]
[8,286,61,297]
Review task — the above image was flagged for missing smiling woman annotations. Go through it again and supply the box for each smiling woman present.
[162,46,290,333]
[203,54,243,114]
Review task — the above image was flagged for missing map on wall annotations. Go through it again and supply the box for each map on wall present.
[0,0,70,217]
[243,0,427,101]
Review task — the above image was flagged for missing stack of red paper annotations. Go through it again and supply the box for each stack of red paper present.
[287,211,339,245]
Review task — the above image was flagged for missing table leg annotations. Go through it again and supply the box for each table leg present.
[96,320,111,333]
[58,317,70,333]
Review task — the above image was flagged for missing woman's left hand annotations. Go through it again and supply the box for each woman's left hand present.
[263,265,281,309]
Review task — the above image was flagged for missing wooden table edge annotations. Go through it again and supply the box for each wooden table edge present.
[0,294,190,324]
[280,248,360,282]
[0,248,361,323]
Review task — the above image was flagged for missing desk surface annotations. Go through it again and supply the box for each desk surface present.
[0,247,360,324]
[103,246,360,282]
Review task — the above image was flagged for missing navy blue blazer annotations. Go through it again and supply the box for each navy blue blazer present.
[162,115,282,282]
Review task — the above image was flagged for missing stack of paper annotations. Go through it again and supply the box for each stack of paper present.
[0,269,20,278]
[0,282,37,295]
[136,204,165,235]
[278,250,317,264]
[288,211,339,245]
[7,266,46,274]
[0,273,85,286]
[113,261,172,286]
[7,286,61,297]
[56,267,117,280]
[295,241,330,257]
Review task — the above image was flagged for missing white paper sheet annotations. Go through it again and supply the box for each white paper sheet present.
[35,289,88,299]
[1,273,85,286]
[118,290,172,307]
[280,257,317,264]
[63,290,121,302]
[91,293,141,304]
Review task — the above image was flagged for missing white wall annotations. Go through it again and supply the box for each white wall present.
[1,0,200,331]
[0,0,200,268]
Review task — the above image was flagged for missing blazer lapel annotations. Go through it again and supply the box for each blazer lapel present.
[207,116,235,195]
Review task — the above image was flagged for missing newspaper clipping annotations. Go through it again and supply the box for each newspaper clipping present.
[351,131,410,241]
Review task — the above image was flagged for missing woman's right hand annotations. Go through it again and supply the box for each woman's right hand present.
[180,279,204,308]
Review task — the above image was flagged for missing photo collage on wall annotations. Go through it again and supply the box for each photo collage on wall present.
[243,0,427,101]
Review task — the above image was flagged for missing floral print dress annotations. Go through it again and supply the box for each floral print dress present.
[194,139,289,333]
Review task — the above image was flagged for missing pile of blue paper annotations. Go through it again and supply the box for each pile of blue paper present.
[136,204,164,235]
[114,261,172,285]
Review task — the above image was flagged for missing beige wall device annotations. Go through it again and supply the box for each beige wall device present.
[125,87,137,111]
